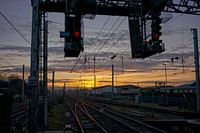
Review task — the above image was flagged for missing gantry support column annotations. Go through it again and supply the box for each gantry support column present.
[192,29,200,112]
[28,0,40,133]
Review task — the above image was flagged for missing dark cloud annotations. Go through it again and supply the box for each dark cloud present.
[0,44,30,52]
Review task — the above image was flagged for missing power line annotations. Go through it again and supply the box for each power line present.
[78,1,168,81]
[76,1,163,77]
[0,12,31,45]
[86,16,111,54]
[78,17,126,80]
[84,26,127,32]
[70,16,111,73]
[70,57,82,73]
[95,17,126,54]
[78,17,127,80]
[69,1,198,86]
[91,39,197,86]
[124,38,195,71]
[94,16,122,54]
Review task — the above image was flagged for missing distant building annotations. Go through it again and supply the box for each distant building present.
[116,85,141,95]
[90,85,141,96]
[172,83,196,95]
[90,85,117,95]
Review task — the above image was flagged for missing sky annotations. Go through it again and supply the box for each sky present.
[0,0,200,90]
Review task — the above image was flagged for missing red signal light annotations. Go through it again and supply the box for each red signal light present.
[74,31,80,37]
[153,32,162,40]
[154,33,159,40]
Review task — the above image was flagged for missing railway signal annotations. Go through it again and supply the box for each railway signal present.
[152,17,162,44]
[62,15,84,57]
[73,15,83,48]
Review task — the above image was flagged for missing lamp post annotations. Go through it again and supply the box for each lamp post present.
[163,64,167,87]
[111,55,117,99]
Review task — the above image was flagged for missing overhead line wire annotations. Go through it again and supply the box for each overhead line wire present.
[73,1,193,86]
[86,16,111,53]
[121,13,195,71]
[70,16,111,73]
[81,0,166,82]
[80,0,160,75]
[94,9,198,87]
[0,12,31,45]
[94,16,123,54]
[124,39,195,72]
[79,17,126,80]
[70,57,81,73]
[0,12,31,76]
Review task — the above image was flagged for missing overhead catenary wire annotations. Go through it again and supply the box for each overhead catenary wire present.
[70,1,199,87]
[94,16,123,54]
[70,16,111,73]
[77,16,126,78]
[92,2,169,73]
[90,36,198,87]
[78,16,125,75]
[77,1,173,83]
[86,16,111,54]
[120,13,195,72]
[124,38,195,72]
[75,0,162,77]
[70,57,82,73]
[0,11,30,78]
[0,12,31,45]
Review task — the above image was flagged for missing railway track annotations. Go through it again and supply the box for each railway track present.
[11,104,28,124]
[65,97,166,133]
[66,99,108,133]
[75,95,185,117]
[10,104,29,132]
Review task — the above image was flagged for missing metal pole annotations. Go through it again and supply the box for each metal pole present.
[43,20,48,127]
[115,76,117,87]
[151,88,154,115]
[84,83,86,95]
[122,53,124,74]
[63,82,66,96]
[163,64,167,87]
[22,64,24,102]
[112,64,114,99]
[94,56,96,96]
[77,78,79,94]
[52,71,55,96]
[29,0,40,132]
[165,65,167,87]
[192,28,200,112]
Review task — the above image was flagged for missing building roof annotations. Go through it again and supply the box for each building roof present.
[116,85,141,89]
[91,85,112,90]
[91,85,141,90]
[174,82,196,89]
